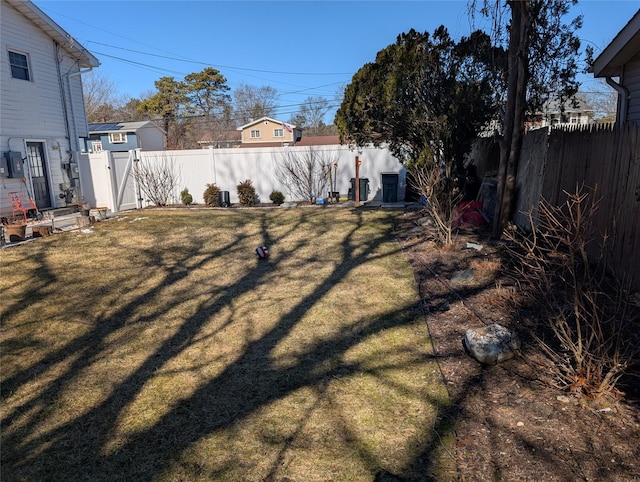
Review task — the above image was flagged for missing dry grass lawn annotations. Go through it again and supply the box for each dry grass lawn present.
[1,208,454,481]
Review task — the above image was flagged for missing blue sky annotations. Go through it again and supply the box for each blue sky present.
[37,0,640,121]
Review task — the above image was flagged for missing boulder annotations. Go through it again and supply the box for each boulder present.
[463,324,520,365]
[451,269,475,284]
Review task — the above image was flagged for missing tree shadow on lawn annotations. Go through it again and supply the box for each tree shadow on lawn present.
[2,209,468,481]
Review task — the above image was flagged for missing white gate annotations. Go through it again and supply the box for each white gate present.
[77,150,140,213]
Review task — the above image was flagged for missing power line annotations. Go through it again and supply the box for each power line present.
[91,51,191,77]
[89,51,347,114]
[91,49,349,102]
[87,40,353,76]
[40,5,353,102]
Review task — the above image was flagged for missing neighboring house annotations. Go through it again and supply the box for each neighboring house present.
[85,121,165,152]
[0,0,99,217]
[590,9,640,124]
[197,129,241,149]
[294,135,341,147]
[237,117,302,147]
[525,97,595,131]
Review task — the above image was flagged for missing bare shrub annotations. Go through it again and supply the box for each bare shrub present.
[274,147,337,202]
[504,186,639,398]
[133,155,180,207]
[409,164,461,246]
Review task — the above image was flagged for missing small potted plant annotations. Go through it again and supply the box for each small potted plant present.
[3,217,27,242]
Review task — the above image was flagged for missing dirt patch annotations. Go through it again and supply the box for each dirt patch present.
[395,209,640,481]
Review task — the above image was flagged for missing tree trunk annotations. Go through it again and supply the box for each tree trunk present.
[163,114,171,149]
[493,1,530,238]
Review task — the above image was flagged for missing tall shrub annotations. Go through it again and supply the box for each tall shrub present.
[237,180,256,206]
[203,183,221,206]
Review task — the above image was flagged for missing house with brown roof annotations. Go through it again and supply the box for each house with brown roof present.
[197,130,241,149]
[293,135,341,147]
[237,117,302,147]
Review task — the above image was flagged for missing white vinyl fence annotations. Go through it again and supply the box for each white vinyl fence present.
[77,144,407,213]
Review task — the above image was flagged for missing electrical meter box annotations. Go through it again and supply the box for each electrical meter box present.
[0,153,8,178]
[70,162,80,179]
[4,151,24,178]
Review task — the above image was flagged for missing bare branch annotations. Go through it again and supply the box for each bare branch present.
[409,164,461,246]
[133,155,181,207]
[504,185,640,398]
[274,148,337,203]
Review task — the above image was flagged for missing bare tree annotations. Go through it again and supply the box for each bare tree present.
[185,116,238,149]
[116,97,145,122]
[82,70,121,122]
[293,96,331,135]
[274,147,338,202]
[469,0,582,237]
[233,83,278,125]
[133,155,181,206]
[581,79,618,123]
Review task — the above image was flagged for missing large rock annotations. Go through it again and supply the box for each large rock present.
[463,324,520,365]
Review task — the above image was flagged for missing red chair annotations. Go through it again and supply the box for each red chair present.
[8,191,39,223]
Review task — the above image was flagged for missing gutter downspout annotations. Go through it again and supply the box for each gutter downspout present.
[606,77,629,126]
[55,42,72,149]
[65,67,94,151]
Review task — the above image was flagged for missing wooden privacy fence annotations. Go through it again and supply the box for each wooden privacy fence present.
[515,123,640,292]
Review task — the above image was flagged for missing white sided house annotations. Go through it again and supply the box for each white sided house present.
[1,0,99,218]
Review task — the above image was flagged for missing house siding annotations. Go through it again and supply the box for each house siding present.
[241,119,295,144]
[622,53,640,122]
[2,3,67,140]
[88,132,140,152]
[85,126,165,152]
[137,126,164,150]
[1,0,92,216]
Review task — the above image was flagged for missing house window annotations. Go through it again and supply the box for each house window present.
[8,50,30,81]
[91,141,103,152]
[250,129,261,139]
[109,132,127,143]
[274,128,284,138]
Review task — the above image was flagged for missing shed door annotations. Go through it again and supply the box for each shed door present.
[26,142,52,209]
[382,174,398,203]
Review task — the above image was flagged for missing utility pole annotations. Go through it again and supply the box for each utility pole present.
[355,155,361,207]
